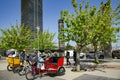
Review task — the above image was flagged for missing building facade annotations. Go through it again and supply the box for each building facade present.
[21,0,43,33]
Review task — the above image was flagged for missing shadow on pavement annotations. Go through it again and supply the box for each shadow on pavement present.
[80,59,110,63]
[0,70,65,80]
[73,74,120,80]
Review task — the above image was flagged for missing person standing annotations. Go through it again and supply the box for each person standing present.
[66,51,71,65]
[73,49,77,65]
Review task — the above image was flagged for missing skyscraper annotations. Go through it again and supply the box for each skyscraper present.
[21,0,43,32]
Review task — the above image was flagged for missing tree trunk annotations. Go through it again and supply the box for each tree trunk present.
[76,50,80,71]
[74,44,81,71]
[103,43,112,59]
[94,45,99,63]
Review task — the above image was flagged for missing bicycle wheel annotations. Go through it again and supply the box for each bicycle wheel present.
[18,66,26,76]
[25,68,35,80]
[7,65,12,71]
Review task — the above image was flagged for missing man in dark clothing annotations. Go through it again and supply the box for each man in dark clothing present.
[73,49,77,65]
[66,51,71,65]
[29,50,38,63]
[20,49,27,60]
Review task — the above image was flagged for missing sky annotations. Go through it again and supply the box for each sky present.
[0,0,120,47]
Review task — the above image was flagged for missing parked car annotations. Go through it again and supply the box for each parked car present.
[86,51,104,59]
[80,53,85,59]
[112,49,120,59]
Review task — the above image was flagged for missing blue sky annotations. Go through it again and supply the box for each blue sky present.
[0,0,120,47]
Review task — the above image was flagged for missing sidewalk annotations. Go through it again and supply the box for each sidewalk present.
[56,59,120,80]
[0,60,8,70]
[56,66,120,80]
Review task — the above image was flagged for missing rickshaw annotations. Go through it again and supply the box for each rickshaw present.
[6,57,21,72]
[25,56,65,80]
[6,49,21,72]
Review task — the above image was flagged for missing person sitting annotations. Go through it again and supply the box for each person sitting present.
[28,50,38,67]
[8,51,17,57]
[37,56,45,69]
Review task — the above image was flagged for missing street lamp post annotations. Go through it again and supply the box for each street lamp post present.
[58,19,64,57]
[36,26,40,50]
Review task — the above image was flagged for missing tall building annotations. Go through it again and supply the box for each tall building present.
[21,0,43,33]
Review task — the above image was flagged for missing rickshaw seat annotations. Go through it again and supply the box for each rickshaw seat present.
[51,57,59,63]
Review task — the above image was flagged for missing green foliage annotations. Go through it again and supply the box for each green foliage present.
[60,0,96,50]
[31,30,56,50]
[0,24,33,50]
[97,0,120,49]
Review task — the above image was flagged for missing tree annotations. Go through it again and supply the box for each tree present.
[90,0,120,63]
[82,0,120,63]
[60,0,96,71]
[59,0,120,70]
[31,30,56,50]
[0,24,33,51]
[100,0,120,58]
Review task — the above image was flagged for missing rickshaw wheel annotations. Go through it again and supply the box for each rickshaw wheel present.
[57,67,65,75]
[7,65,12,71]
[25,69,35,80]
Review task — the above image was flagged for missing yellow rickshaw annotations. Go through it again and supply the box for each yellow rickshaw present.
[6,57,21,72]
